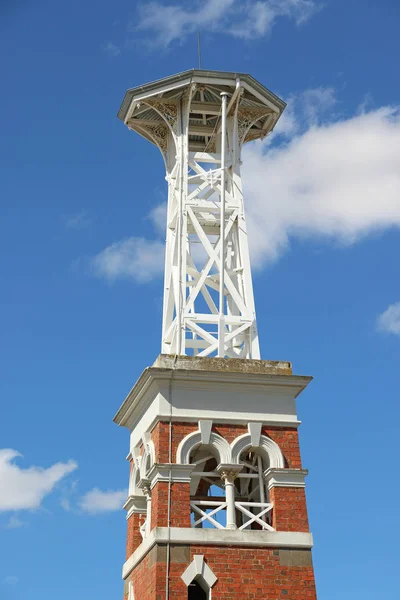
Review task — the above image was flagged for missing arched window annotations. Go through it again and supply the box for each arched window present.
[189,446,273,531]
[177,425,282,531]
[189,445,227,529]
[236,448,272,529]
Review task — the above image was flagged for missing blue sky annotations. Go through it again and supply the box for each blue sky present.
[1,0,400,598]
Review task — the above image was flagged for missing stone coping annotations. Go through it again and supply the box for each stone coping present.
[153,354,293,375]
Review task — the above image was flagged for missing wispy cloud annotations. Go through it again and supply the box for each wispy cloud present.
[0,449,77,512]
[263,86,338,143]
[2,576,18,585]
[59,479,79,513]
[79,488,127,514]
[4,515,25,529]
[103,42,121,57]
[148,202,167,235]
[64,210,93,231]
[377,302,400,336]
[296,86,338,126]
[91,237,165,283]
[134,0,320,47]
[58,481,126,515]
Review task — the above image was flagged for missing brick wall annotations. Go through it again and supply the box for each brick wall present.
[151,482,191,530]
[128,544,317,599]
[126,512,144,558]
[269,487,310,532]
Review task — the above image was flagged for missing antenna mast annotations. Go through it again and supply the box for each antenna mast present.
[197,32,202,69]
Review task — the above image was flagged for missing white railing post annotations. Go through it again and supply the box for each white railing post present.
[258,455,267,523]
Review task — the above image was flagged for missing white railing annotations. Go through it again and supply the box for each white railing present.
[235,501,274,531]
[190,500,227,529]
[190,500,274,531]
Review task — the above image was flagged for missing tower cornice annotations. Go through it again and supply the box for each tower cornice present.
[113,354,312,433]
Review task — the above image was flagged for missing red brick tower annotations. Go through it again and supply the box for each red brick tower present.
[115,71,318,599]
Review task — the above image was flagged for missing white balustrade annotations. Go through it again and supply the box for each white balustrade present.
[190,500,228,529]
[190,499,274,531]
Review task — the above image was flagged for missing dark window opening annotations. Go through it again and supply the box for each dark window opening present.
[188,580,208,600]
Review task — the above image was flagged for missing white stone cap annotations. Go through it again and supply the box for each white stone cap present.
[264,467,308,490]
[147,463,194,489]
[216,463,243,479]
[123,495,147,518]
[181,555,217,588]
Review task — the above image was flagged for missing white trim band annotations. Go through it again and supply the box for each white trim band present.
[122,527,314,579]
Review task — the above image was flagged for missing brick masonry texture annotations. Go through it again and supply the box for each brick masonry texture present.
[126,512,144,558]
[151,482,191,529]
[128,545,317,599]
[269,487,309,532]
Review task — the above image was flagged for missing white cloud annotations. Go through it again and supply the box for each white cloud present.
[2,576,18,585]
[103,42,121,57]
[91,237,165,283]
[135,0,320,47]
[79,488,127,514]
[243,103,400,265]
[377,302,400,336]
[0,449,77,512]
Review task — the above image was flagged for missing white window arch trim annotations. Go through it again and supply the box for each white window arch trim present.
[124,451,147,518]
[176,423,285,532]
[230,432,285,469]
[128,453,143,497]
[181,555,217,597]
[176,429,231,465]
[139,433,156,482]
[176,422,285,469]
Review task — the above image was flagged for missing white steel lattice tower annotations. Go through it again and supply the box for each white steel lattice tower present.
[118,70,286,358]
